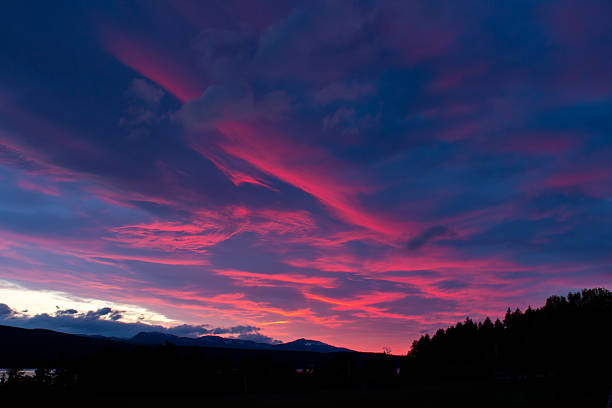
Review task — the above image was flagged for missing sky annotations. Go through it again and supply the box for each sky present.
[0,0,610,353]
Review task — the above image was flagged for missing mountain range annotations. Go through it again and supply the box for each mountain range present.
[128,331,353,352]
[0,324,353,363]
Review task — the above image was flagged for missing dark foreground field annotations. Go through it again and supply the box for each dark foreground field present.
[9,381,609,408]
[191,383,609,408]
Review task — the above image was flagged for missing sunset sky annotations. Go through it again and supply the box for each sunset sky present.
[0,0,610,352]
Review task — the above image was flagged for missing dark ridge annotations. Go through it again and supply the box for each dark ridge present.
[129,332,354,353]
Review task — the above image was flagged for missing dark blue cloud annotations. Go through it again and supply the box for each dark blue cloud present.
[0,303,262,339]
[407,226,454,250]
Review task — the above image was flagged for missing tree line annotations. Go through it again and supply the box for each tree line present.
[403,288,611,385]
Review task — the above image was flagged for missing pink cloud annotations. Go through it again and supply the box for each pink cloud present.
[377,3,457,65]
[429,63,487,92]
[201,150,277,190]
[106,206,318,257]
[98,25,205,103]
[142,287,333,324]
[303,291,413,321]
[213,121,414,238]
[214,268,338,288]
[545,168,611,190]
[107,221,237,255]
[0,100,101,159]
[16,178,60,196]
[0,226,208,269]
[502,131,578,155]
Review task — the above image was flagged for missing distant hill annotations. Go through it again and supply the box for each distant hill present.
[0,324,128,367]
[0,324,353,368]
[130,331,354,352]
[129,331,269,349]
[274,338,354,353]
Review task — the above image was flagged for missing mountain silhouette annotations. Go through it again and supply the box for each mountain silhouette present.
[274,338,354,353]
[129,331,353,352]
[0,324,353,367]
[0,324,129,367]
